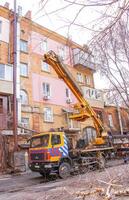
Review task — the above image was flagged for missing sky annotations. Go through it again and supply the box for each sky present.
[0,0,108,89]
[1,0,96,44]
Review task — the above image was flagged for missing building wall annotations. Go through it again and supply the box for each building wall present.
[2,5,129,147]
[0,16,9,42]
[32,73,77,106]
[0,6,13,130]
[104,106,129,134]
[0,5,105,139]
[18,14,103,135]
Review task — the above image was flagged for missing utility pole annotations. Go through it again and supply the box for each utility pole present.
[115,99,123,135]
[13,0,18,151]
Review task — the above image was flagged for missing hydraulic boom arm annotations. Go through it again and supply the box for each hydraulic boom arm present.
[43,51,106,139]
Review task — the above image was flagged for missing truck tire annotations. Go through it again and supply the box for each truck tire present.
[59,162,71,179]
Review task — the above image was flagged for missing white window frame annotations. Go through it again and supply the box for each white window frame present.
[21,117,29,134]
[66,88,71,98]
[44,107,53,122]
[66,88,72,103]
[0,64,5,79]
[42,82,51,97]
[21,117,29,127]
[85,75,91,85]
[40,40,47,52]
[20,63,28,77]
[0,64,12,81]
[0,20,2,33]
[20,40,28,52]
[108,114,114,128]
[58,46,65,60]
[41,60,50,72]
[69,119,74,129]
[20,90,29,105]
[77,72,83,83]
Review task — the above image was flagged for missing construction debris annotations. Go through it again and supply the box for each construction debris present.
[115,188,129,197]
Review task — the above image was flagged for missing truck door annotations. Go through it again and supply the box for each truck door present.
[49,134,62,161]
[50,133,68,160]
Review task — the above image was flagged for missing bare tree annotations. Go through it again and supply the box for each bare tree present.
[38,0,129,107]
[92,13,129,108]
[38,0,129,39]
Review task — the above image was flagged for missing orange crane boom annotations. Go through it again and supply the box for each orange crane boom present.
[43,50,106,143]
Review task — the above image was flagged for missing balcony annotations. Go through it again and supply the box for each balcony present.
[62,109,81,133]
[64,120,81,133]
[0,113,13,130]
[0,64,13,94]
[82,86,104,108]
[72,48,96,71]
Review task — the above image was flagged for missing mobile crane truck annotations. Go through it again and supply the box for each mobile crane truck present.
[28,51,114,178]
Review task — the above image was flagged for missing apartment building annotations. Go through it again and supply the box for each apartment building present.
[0,3,105,146]
[0,4,13,132]
[104,105,129,135]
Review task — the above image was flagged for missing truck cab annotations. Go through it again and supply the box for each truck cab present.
[28,132,70,177]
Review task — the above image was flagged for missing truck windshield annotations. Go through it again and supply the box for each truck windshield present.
[30,134,49,148]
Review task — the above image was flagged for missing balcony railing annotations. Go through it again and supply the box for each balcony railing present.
[64,117,81,132]
[82,86,104,108]
[68,119,80,129]
[0,113,13,130]
[82,86,103,101]
[72,48,96,71]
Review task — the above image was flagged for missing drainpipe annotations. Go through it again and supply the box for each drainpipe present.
[116,100,123,135]
[13,0,18,151]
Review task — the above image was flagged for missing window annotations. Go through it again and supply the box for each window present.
[122,116,127,127]
[21,117,29,127]
[108,114,114,127]
[77,73,83,83]
[51,134,61,145]
[20,40,28,52]
[44,107,53,122]
[66,88,70,98]
[40,40,47,52]
[0,64,12,81]
[83,127,96,145]
[0,64,5,79]
[0,98,3,113]
[20,63,28,77]
[43,83,51,97]
[0,21,2,33]
[89,89,95,98]
[66,88,72,103]
[85,75,91,85]
[41,61,50,72]
[20,90,28,104]
[31,134,49,148]
[59,46,65,60]
[69,119,74,129]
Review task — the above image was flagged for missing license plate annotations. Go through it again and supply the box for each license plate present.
[44,164,52,168]
[35,165,40,169]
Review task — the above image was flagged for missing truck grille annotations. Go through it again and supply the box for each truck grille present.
[30,153,44,161]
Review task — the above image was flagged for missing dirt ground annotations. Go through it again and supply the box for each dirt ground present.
[1,160,129,200]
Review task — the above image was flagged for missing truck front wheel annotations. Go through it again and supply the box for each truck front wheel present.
[59,162,71,179]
